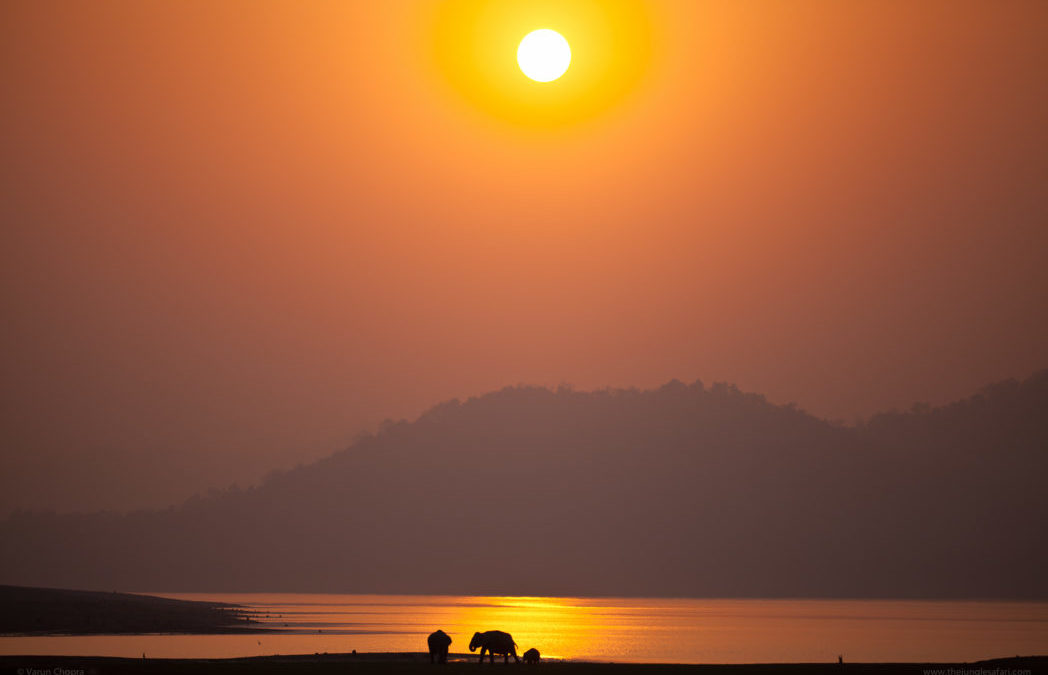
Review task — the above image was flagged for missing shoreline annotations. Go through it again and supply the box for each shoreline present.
[1,653,1046,674]
[0,585,256,636]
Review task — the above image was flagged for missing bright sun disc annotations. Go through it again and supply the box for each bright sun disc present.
[517,29,571,83]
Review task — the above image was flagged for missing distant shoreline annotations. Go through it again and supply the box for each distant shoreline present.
[1,653,1046,675]
[0,585,258,636]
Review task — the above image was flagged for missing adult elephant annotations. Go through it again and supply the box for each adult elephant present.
[428,629,452,664]
[469,630,519,664]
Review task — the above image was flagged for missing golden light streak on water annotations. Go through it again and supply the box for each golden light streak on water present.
[1,595,1046,663]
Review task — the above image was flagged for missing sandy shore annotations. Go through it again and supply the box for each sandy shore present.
[2,652,1045,674]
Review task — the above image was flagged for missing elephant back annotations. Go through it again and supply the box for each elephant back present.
[428,629,451,647]
[483,630,515,652]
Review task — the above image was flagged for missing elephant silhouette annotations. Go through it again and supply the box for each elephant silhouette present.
[522,648,540,664]
[469,630,519,664]
[428,629,452,664]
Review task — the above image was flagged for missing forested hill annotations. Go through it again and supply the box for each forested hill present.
[2,373,1045,598]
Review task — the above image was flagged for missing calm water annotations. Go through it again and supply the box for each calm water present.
[2,595,1046,664]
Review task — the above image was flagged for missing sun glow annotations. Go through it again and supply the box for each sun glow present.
[429,0,654,127]
[517,29,571,82]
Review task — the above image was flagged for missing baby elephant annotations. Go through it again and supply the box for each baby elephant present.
[522,648,540,665]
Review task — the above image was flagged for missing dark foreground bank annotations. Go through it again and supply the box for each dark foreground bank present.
[0,585,256,635]
[2,653,1045,675]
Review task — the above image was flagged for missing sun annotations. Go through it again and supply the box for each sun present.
[430,1,654,125]
[517,29,571,82]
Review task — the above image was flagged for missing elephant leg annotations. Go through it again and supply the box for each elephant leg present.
[478,648,486,664]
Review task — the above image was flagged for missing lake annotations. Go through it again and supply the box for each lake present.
[2,595,1046,663]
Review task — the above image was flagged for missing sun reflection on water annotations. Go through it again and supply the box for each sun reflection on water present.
[1,594,1046,664]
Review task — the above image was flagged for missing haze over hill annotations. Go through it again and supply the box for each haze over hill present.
[4,1,1048,520]
[2,372,1045,599]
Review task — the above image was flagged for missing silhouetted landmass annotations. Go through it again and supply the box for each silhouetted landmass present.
[1,372,1045,598]
[0,585,254,634]
[1,653,1045,674]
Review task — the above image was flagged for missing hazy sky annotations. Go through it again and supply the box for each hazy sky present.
[2,0,1046,514]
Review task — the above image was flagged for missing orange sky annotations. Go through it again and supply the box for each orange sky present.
[2,0,1047,513]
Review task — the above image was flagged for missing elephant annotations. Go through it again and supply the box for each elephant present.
[428,629,452,664]
[522,648,540,665]
[469,630,519,664]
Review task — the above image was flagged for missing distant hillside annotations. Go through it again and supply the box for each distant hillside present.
[1,373,1045,598]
